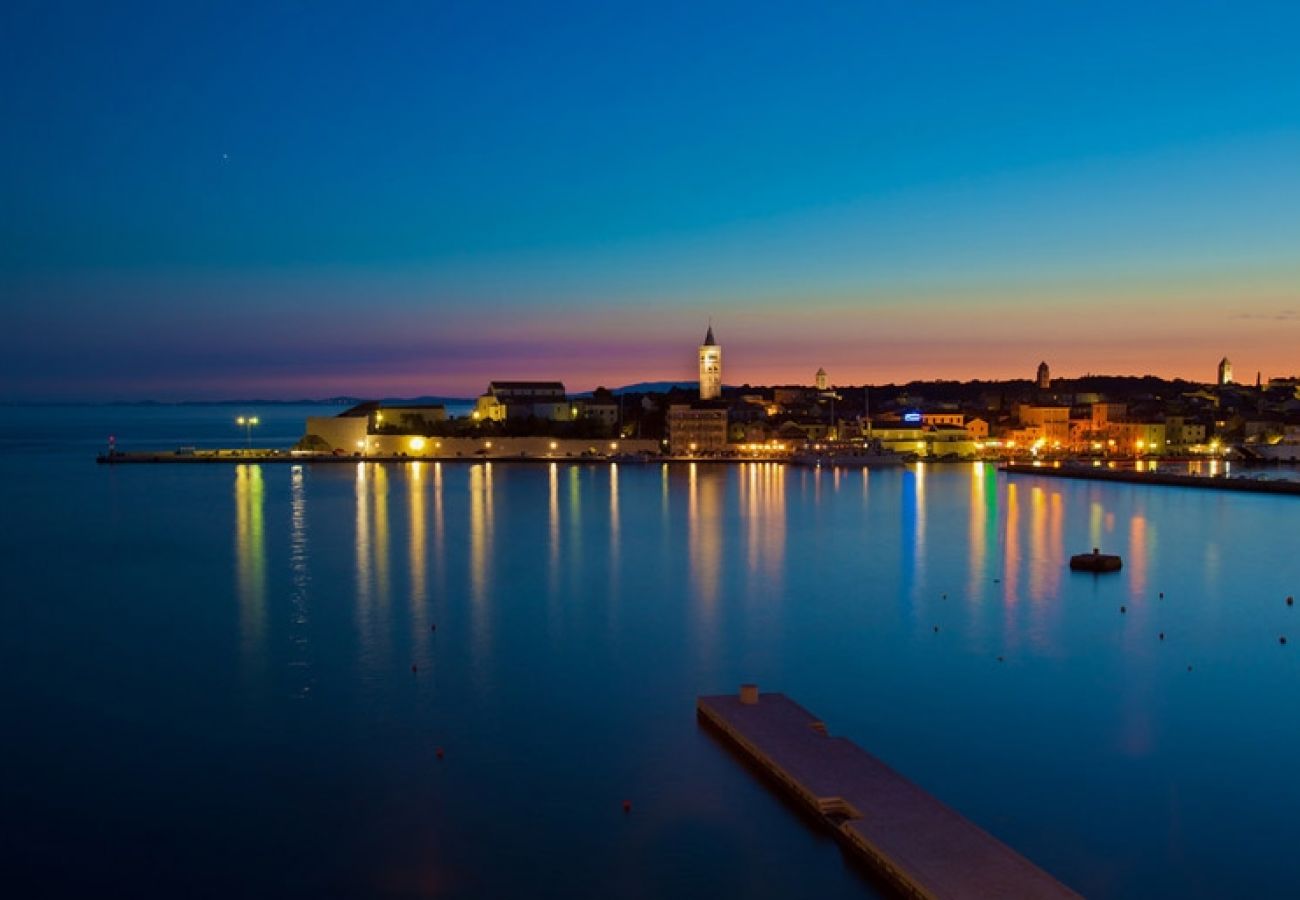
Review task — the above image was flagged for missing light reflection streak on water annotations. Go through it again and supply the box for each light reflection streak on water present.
[235,464,266,668]
[468,464,495,677]
[1002,482,1020,609]
[1028,486,1048,601]
[743,463,786,586]
[355,463,371,624]
[548,463,560,600]
[433,462,445,602]
[609,464,620,591]
[408,462,429,644]
[1129,513,1148,599]
[687,464,722,628]
[967,463,987,599]
[373,463,390,610]
[288,465,312,698]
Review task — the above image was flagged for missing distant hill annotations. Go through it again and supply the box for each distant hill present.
[576,381,705,396]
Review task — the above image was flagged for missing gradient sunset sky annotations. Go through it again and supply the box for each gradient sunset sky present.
[4,0,1299,400]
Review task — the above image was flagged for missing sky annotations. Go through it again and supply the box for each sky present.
[3,0,1299,400]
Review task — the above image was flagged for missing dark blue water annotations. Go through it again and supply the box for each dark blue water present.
[3,407,1299,898]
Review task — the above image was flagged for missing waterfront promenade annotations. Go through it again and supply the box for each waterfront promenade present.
[699,688,1080,899]
[1003,462,1300,496]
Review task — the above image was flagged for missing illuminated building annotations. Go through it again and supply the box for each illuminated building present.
[1218,356,1233,386]
[699,325,722,400]
[668,403,728,454]
[1036,361,1051,390]
[815,367,828,391]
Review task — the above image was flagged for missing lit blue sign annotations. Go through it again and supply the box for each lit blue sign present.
[903,411,923,424]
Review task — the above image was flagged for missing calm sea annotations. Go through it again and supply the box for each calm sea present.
[3,405,1299,898]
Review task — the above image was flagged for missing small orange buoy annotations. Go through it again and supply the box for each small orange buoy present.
[622,800,631,813]
[436,747,444,760]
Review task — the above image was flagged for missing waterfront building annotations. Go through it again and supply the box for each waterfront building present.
[667,403,728,454]
[1218,356,1233,386]
[475,381,572,422]
[1037,361,1051,390]
[1017,404,1071,446]
[699,325,722,400]
[815,367,828,391]
[373,403,447,431]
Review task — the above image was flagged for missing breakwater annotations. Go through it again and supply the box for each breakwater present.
[1003,462,1300,495]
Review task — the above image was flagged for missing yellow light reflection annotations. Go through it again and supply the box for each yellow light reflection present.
[234,464,266,666]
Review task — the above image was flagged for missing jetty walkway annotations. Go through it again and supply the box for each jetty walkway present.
[1003,462,1300,495]
[698,687,1079,899]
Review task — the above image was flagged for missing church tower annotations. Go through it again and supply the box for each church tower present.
[699,324,722,400]
[1218,356,1233,386]
[815,367,828,391]
[1036,361,1051,390]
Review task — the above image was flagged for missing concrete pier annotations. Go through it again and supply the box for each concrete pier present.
[698,688,1079,899]
[1003,462,1300,495]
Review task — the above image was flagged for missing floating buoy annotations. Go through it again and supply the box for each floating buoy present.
[1159,632,1165,640]
[436,747,444,760]
[997,656,1004,663]
[622,800,632,813]
[1187,665,1193,672]
[411,663,418,673]
[1071,549,1122,572]
[942,593,947,599]
[1282,637,1289,646]
[933,625,939,633]
[1159,592,1164,599]
[1288,596,1294,607]
[993,578,1001,584]
[431,623,437,631]
[1120,606,1126,614]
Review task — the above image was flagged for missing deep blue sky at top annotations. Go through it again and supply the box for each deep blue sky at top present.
[3,1,1299,398]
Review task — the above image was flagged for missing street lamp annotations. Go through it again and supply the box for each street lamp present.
[235,415,260,450]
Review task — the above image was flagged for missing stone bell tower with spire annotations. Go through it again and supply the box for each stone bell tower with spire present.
[699,323,722,400]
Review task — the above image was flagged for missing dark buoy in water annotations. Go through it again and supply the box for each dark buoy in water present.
[1282,636,1289,646]
[942,593,947,599]
[993,578,1001,584]
[1187,665,1193,672]
[1159,632,1165,640]
[436,747,444,760]
[997,656,1004,663]
[1159,592,1164,599]
[1120,606,1126,614]
[1288,596,1295,607]
[933,625,939,633]
[623,800,632,813]
[431,623,437,631]
[411,663,418,673]
[1071,548,1122,572]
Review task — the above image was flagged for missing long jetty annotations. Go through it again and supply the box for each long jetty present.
[698,687,1079,900]
[1003,462,1300,495]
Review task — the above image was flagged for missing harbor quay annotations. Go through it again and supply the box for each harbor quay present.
[1003,462,1300,496]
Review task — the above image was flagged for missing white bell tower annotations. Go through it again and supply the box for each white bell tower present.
[699,324,722,400]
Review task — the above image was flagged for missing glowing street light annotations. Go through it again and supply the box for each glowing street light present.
[235,415,260,449]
